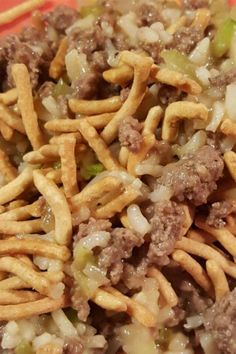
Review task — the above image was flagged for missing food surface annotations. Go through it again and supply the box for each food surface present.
[1,0,236,353]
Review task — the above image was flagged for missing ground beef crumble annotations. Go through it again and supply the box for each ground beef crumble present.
[207,201,234,228]
[145,201,185,266]
[72,72,102,100]
[121,258,148,290]
[210,67,236,88]
[98,228,143,284]
[37,81,55,100]
[157,145,224,206]
[68,25,106,56]
[63,337,84,354]
[76,217,112,241]
[169,27,204,55]
[0,28,55,89]
[43,5,78,33]
[135,3,162,27]
[118,116,143,153]
[203,288,236,354]
[183,0,209,10]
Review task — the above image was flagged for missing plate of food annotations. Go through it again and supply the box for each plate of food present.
[0,0,236,353]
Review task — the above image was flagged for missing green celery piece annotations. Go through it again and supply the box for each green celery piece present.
[73,245,96,271]
[53,78,72,98]
[74,271,95,298]
[15,340,34,354]
[72,245,98,298]
[80,5,103,18]
[64,308,78,325]
[157,327,173,348]
[80,163,104,181]
[212,18,236,58]
[53,161,61,170]
[160,50,197,81]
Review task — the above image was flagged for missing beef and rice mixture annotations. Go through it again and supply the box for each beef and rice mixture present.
[1,0,236,353]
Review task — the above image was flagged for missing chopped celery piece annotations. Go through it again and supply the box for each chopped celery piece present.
[80,5,103,18]
[212,18,236,58]
[53,78,72,98]
[157,327,173,348]
[72,245,98,298]
[15,340,34,354]
[160,50,197,81]
[74,271,95,298]
[81,163,104,180]
[64,308,78,325]
[53,161,61,169]
[74,244,96,271]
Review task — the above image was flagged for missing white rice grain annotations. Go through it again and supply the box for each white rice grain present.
[151,22,172,44]
[42,96,61,117]
[225,83,236,121]
[65,50,90,83]
[189,37,210,66]
[195,66,210,87]
[127,204,151,236]
[149,185,173,202]
[1,321,20,349]
[184,315,203,330]
[168,332,189,351]
[79,231,111,250]
[137,26,159,43]
[206,101,225,132]
[66,14,95,34]
[52,309,77,337]
[32,332,52,350]
[87,335,107,348]
[118,12,138,45]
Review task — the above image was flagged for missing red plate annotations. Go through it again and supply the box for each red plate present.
[0,0,236,37]
[0,0,77,36]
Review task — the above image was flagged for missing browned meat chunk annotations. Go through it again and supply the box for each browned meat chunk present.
[68,25,105,56]
[44,5,78,33]
[210,68,236,88]
[140,41,163,63]
[170,27,204,54]
[76,217,112,240]
[118,116,143,153]
[153,140,172,164]
[71,286,90,322]
[57,95,69,116]
[157,146,224,206]
[145,201,184,265]
[158,85,186,105]
[165,306,186,327]
[73,72,101,99]
[0,28,54,89]
[122,259,148,289]
[98,228,143,284]
[207,201,234,228]
[63,337,84,354]
[183,0,209,10]
[90,51,109,72]
[136,3,162,26]
[203,288,236,354]
[180,280,212,315]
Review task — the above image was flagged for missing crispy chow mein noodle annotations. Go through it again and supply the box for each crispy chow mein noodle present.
[1,0,236,353]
